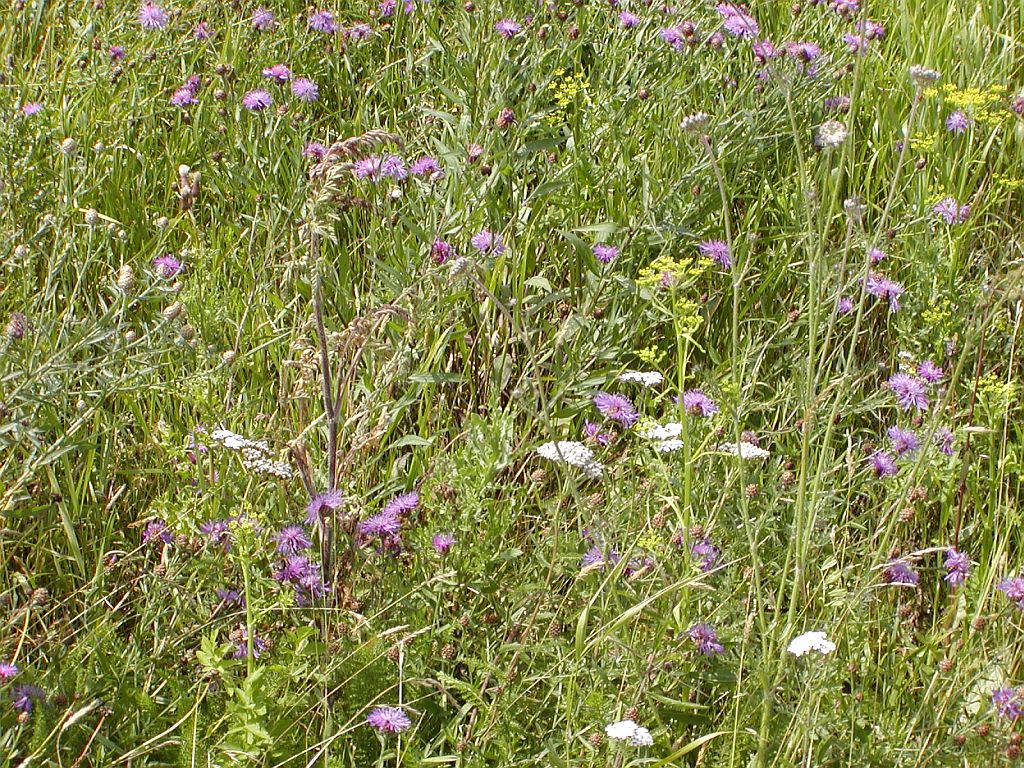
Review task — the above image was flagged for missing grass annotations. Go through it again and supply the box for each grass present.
[1,0,1024,765]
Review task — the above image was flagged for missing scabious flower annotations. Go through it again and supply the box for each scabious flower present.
[888,373,929,411]
[593,243,619,264]
[993,688,1024,720]
[303,142,327,160]
[276,525,313,555]
[583,420,614,446]
[348,22,373,39]
[698,239,731,269]
[887,426,919,456]
[409,155,442,177]
[868,247,888,265]
[242,90,273,111]
[787,630,836,656]
[691,538,720,572]
[471,230,506,255]
[917,360,943,383]
[306,489,344,524]
[138,2,168,30]
[432,533,455,554]
[252,7,275,30]
[998,576,1024,610]
[868,450,898,477]
[882,560,919,585]
[0,663,17,679]
[216,588,244,606]
[143,519,173,544]
[262,64,291,83]
[11,684,44,714]
[932,197,969,225]
[308,10,337,34]
[682,389,719,417]
[688,623,725,655]
[291,78,319,102]
[943,549,970,587]
[367,706,411,733]
[495,19,522,38]
[619,11,640,27]
[592,392,639,427]
[581,545,617,571]
[934,426,955,455]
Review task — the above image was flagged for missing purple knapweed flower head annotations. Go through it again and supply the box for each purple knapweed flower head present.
[409,155,442,177]
[592,392,639,427]
[431,238,454,264]
[143,519,173,545]
[687,623,725,656]
[917,360,943,383]
[882,560,919,586]
[495,19,522,38]
[886,425,919,456]
[0,663,17,680]
[868,450,898,477]
[864,271,905,312]
[691,538,720,572]
[932,197,969,225]
[193,21,213,39]
[276,525,313,555]
[358,510,401,540]
[252,7,275,30]
[432,533,456,554]
[170,87,197,108]
[619,11,640,27]
[471,229,506,255]
[348,22,373,39]
[216,587,244,606]
[378,0,397,16]
[698,239,731,269]
[682,389,719,417]
[382,490,419,518]
[824,95,851,113]
[242,90,273,111]
[138,2,168,30]
[837,296,854,314]
[716,3,759,38]
[380,154,407,180]
[354,156,384,180]
[887,373,929,411]
[262,64,291,83]
[153,253,182,278]
[21,102,43,116]
[868,247,887,265]
[998,576,1024,610]
[109,45,126,60]
[945,110,970,134]
[306,489,344,524]
[943,549,970,587]
[274,555,318,584]
[593,243,619,264]
[752,39,779,62]
[308,10,337,34]
[583,420,614,446]
[993,688,1024,721]
[784,41,821,63]
[230,629,267,659]
[304,141,327,160]
[367,706,411,733]
[659,26,686,51]
[292,78,319,102]
[933,426,955,455]
[11,684,44,714]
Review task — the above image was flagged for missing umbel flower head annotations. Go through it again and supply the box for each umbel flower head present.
[536,441,603,479]
[680,112,710,134]
[604,719,654,746]
[787,630,836,657]
[814,120,848,148]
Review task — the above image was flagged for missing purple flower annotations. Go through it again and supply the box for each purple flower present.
[109,45,126,60]
[682,389,719,417]
[367,706,411,733]
[593,243,619,264]
[193,21,213,39]
[659,26,686,51]
[687,623,725,656]
[945,110,970,134]
[306,489,344,524]
[0,663,19,680]
[11,684,44,714]
[691,538,720,572]
[868,247,887,265]
[868,450,898,477]
[170,87,197,108]
[886,426,919,456]
[216,588,244,606]
[824,95,851,113]
[716,3,758,38]
[292,78,319,102]
[581,545,607,570]
[887,373,929,411]
[917,360,943,383]
[348,23,373,39]
[378,0,396,16]
[252,7,275,30]
[262,63,291,83]
[784,41,821,63]
[409,155,442,177]
[276,525,313,555]
[354,156,384,180]
[619,11,640,27]
[837,296,854,314]
[358,510,401,539]
[143,519,173,545]
[431,238,454,264]
[882,561,919,586]
[242,90,273,111]
[752,39,779,63]
[698,239,732,269]
[274,555,317,583]
[138,2,168,30]
[471,229,506,255]
[432,533,456,554]
[230,629,267,659]
[153,253,182,278]
[998,576,1024,610]
[382,490,420,518]
[932,197,970,225]
[864,271,905,312]
[381,154,407,180]
[21,102,43,116]
[993,688,1024,721]
[495,19,522,38]
[592,392,639,427]
[304,141,327,160]
[943,549,970,587]
[308,10,337,34]
[934,427,955,455]
[200,518,233,548]
[583,420,613,446]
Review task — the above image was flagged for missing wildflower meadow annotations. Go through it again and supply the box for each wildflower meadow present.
[2,0,1024,765]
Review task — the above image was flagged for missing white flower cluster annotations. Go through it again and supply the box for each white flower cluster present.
[211,428,293,479]
[536,441,603,479]
[717,441,770,460]
[637,420,683,453]
[787,630,836,657]
[604,719,654,747]
[618,370,664,387]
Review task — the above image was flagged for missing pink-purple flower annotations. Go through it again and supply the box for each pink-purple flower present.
[262,64,291,83]
[688,623,725,655]
[138,1,168,30]
[868,450,898,477]
[592,392,639,427]
[367,705,411,733]
[698,239,731,269]
[292,78,319,102]
[471,229,506,255]
[682,389,719,417]
[242,90,273,111]
[593,244,619,264]
[943,549,970,587]
[495,19,522,38]
[887,373,929,411]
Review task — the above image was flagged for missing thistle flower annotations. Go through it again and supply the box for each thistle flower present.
[687,623,725,655]
[934,427,955,455]
[944,549,970,587]
[170,87,197,108]
[409,156,442,177]
[583,420,614,446]
[868,450,898,477]
[659,26,687,51]
[143,519,173,544]
[592,392,639,427]
[864,272,904,312]
[357,510,401,539]
[882,560,919,586]
[138,1,168,30]
[303,141,327,160]
[887,373,929,411]
[682,389,719,417]
[698,239,731,268]
[21,102,42,116]
[593,243,619,264]
[716,3,758,38]
[787,630,836,656]
[431,238,454,264]
[382,490,419,518]
[886,425,919,456]
[242,90,273,111]
[837,296,854,314]
[367,706,411,733]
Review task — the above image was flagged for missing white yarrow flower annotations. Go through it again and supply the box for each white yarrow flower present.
[655,439,684,453]
[536,441,603,479]
[604,720,654,746]
[638,421,682,441]
[618,370,664,387]
[629,726,654,746]
[717,441,770,460]
[787,630,836,657]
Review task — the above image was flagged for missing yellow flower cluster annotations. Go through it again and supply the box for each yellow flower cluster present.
[545,71,590,125]
[994,173,1024,190]
[637,255,708,287]
[910,131,937,152]
[940,82,1008,126]
[636,346,667,367]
